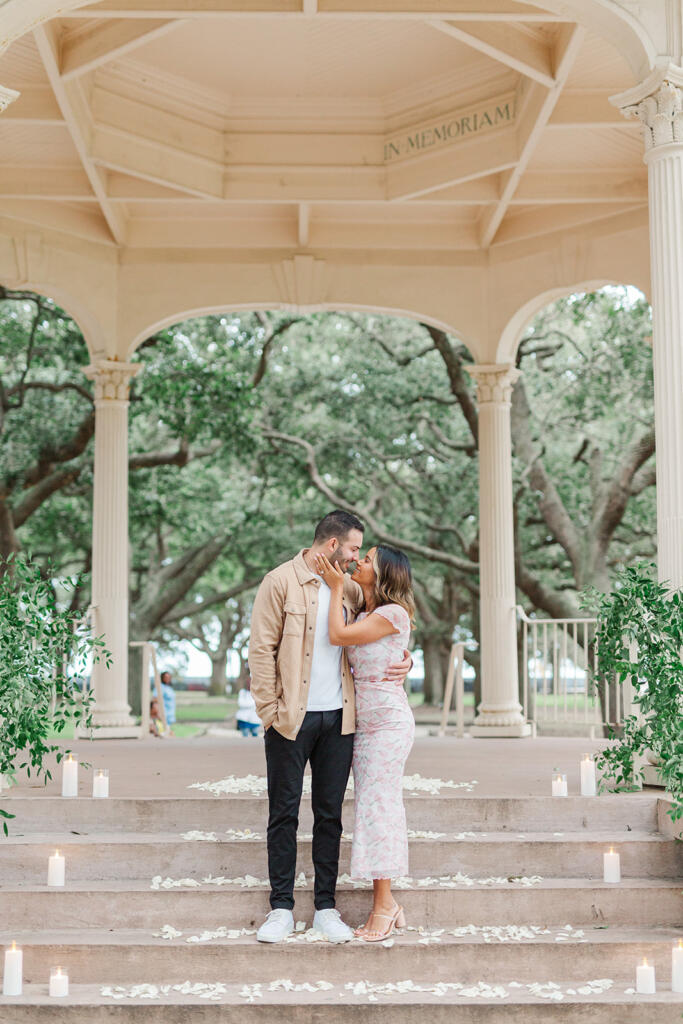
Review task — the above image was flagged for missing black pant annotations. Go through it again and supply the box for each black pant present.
[264,709,353,911]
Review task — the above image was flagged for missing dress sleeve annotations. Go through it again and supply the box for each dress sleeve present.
[374,604,410,635]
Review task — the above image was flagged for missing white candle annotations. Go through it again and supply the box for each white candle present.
[603,847,621,883]
[49,966,69,998]
[551,772,567,797]
[61,754,78,798]
[92,769,109,799]
[47,850,65,887]
[3,942,22,996]
[636,957,656,993]
[580,754,597,796]
[672,939,683,993]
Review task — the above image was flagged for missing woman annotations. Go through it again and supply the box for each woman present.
[314,545,415,942]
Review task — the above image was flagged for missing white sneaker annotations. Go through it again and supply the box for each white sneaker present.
[313,908,354,943]
[257,908,294,943]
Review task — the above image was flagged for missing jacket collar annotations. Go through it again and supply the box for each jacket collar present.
[293,548,319,585]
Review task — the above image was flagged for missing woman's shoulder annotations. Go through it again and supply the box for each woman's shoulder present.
[374,603,411,630]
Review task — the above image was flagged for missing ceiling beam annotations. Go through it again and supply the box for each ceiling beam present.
[91,122,224,198]
[478,22,584,248]
[0,166,647,206]
[33,23,127,244]
[427,19,555,88]
[60,19,179,80]
[297,202,310,245]
[59,0,566,19]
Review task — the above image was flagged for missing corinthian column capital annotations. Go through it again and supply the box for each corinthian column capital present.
[466,363,520,405]
[84,360,141,403]
[611,64,683,153]
[0,85,20,114]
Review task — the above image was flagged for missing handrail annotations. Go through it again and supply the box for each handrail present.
[438,641,474,737]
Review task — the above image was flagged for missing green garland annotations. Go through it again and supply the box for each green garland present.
[583,563,683,825]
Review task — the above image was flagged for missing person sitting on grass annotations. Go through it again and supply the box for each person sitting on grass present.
[149,698,167,738]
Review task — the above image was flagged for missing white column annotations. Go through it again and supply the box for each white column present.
[83,360,141,737]
[613,66,683,589]
[467,364,531,738]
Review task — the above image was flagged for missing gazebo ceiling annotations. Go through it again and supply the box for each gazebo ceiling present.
[0,1,644,254]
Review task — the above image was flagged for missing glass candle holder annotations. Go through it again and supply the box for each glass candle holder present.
[92,769,109,799]
[551,772,568,797]
[49,966,69,998]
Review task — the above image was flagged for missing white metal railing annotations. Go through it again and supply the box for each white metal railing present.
[129,640,168,738]
[516,606,637,736]
[438,641,470,737]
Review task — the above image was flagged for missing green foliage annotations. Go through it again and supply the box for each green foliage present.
[582,563,683,822]
[0,553,109,834]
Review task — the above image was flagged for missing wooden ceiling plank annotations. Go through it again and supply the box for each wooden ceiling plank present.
[33,22,127,244]
[1,87,64,124]
[60,18,180,80]
[428,19,555,88]
[59,0,565,19]
[478,22,584,248]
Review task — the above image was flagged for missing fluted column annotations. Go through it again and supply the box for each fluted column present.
[613,66,683,589]
[83,360,141,735]
[468,364,531,738]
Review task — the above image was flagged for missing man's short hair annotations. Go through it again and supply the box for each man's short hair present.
[314,509,364,545]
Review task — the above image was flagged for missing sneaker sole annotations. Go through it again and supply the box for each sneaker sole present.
[256,930,294,943]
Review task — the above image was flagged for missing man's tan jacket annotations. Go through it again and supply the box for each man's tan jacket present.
[248,550,362,740]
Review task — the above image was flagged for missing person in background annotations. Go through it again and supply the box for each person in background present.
[149,698,166,738]
[160,670,176,735]
[236,678,261,737]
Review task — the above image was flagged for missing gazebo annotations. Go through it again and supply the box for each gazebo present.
[0,0,680,738]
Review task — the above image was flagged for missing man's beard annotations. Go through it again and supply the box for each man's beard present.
[330,551,352,572]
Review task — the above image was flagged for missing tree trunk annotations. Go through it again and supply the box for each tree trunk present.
[422,634,447,705]
[209,654,227,696]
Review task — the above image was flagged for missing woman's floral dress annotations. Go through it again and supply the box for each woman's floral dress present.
[347,604,415,880]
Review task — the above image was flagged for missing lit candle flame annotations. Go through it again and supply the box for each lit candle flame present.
[56,967,62,976]
[642,958,648,966]
[678,939,683,949]
[609,847,614,854]
[54,849,59,857]
[10,941,16,952]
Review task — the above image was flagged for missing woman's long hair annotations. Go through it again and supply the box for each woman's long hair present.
[369,544,416,626]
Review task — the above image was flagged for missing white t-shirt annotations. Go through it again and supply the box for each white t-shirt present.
[306,581,343,712]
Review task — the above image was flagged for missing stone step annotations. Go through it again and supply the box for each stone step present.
[0,831,679,881]
[1,983,682,1023]
[1,878,680,930]
[1,927,680,986]
[2,794,661,834]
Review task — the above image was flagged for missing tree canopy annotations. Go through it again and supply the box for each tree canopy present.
[0,285,654,706]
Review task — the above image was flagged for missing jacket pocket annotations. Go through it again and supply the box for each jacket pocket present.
[283,601,306,636]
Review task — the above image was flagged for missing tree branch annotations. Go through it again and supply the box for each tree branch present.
[264,429,478,573]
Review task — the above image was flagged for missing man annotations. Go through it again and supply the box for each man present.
[248,510,411,943]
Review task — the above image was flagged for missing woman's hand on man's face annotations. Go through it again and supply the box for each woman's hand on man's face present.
[314,553,345,590]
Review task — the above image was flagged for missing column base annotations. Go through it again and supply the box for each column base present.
[470,722,533,737]
[76,724,143,740]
